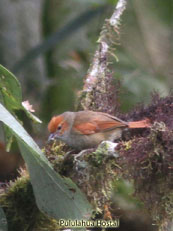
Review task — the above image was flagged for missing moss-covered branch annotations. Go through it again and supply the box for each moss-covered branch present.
[78,0,127,115]
[56,94,173,231]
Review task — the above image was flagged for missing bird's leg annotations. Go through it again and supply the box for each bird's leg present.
[63,149,76,162]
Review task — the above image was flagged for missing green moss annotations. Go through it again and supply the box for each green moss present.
[123,140,132,151]
[56,146,120,213]
[90,144,108,166]
[0,175,60,231]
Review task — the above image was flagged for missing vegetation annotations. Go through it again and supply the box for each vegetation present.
[0,0,172,230]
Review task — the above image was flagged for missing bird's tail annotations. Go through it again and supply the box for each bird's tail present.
[128,118,151,128]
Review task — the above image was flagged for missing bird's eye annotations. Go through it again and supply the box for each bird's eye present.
[57,125,62,131]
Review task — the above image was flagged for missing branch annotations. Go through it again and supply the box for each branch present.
[62,95,173,231]
[78,0,127,115]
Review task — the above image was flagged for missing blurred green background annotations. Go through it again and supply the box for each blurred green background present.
[0,0,172,139]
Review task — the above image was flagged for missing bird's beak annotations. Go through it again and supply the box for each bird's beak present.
[48,133,56,143]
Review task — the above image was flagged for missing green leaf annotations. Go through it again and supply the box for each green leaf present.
[0,64,23,149]
[0,64,42,123]
[0,207,8,231]
[0,64,41,150]
[0,64,22,110]
[0,103,92,220]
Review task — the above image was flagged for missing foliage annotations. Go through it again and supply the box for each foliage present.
[0,65,41,151]
[0,65,92,227]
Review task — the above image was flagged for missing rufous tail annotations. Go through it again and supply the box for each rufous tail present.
[128,119,151,128]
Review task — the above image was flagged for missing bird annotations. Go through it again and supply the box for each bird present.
[48,110,151,150]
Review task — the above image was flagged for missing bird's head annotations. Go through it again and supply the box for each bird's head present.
[47,112,74,142]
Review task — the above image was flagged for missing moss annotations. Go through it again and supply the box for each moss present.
[123,140,132,150]
[90,144,109,166]
[45,94,173,229]
[117,121,173,228]
[0,174,60,231]
[46,140,118,212]
[50,146,120,215]
[44,141,70,173]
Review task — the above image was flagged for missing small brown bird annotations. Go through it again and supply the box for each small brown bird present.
[48,111,150,150]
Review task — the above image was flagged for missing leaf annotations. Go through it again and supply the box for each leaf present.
[0,65,41,150]
[0,103,92,220]
[0,207,8,231]
[0,64,23,149]
[0,64,41,123]
[0,65,22,110]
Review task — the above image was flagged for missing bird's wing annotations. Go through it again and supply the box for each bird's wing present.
[73,111,150,135]
[74,120,127,135]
